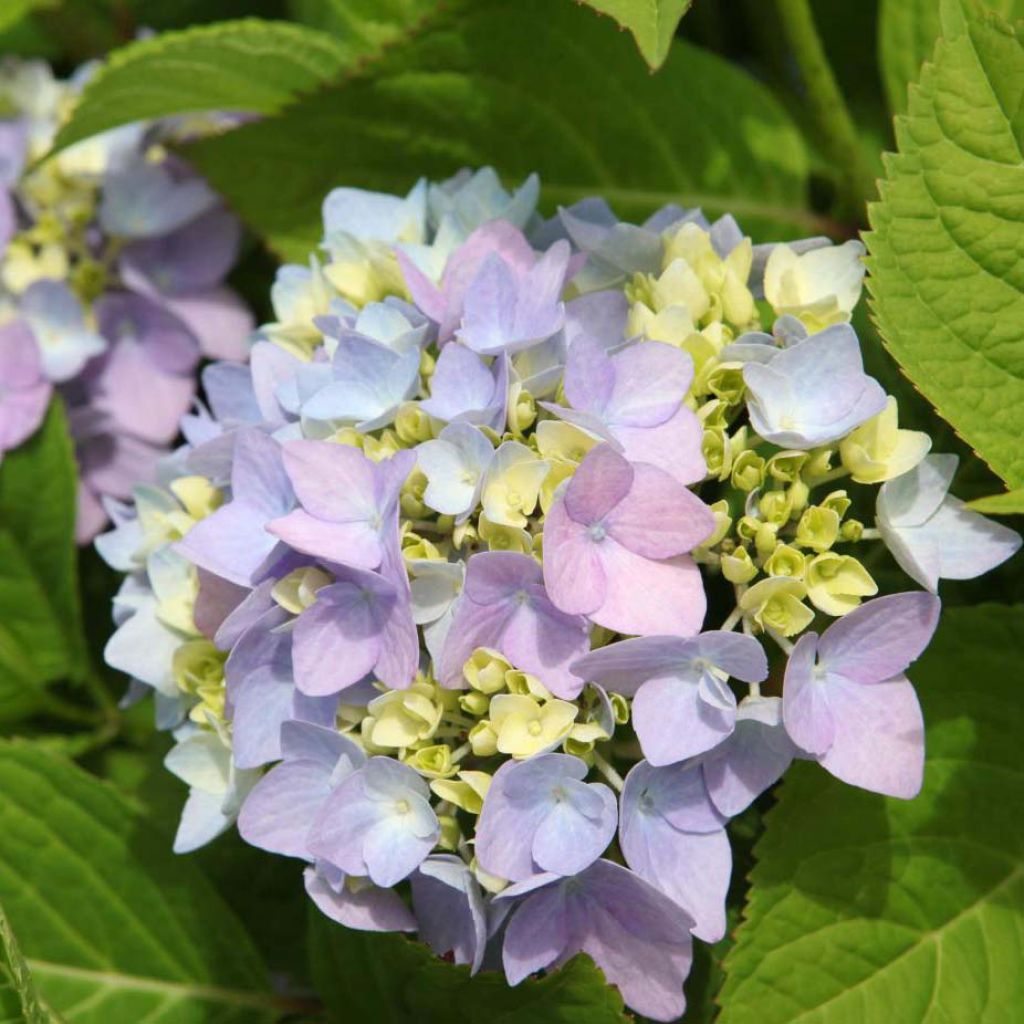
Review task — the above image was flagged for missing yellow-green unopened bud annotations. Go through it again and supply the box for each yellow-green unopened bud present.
[702,426,732,480]
[471,857,508,894]
[787,479,810,516]
[395,401,434,444]
[736,515,761,544]
[840,518,864,542]
[764,543,806,579]
[697,398,730,428]
[367,686,442,748]
[722,545,758,584]
[820,489,851,519]
[452,520,478,548]
[363,431,402,461]
[437,814,461,851]
[169,475,222,522]
[506,670,552,701]
[755,521,780,560]
[706,363,745,405]
[758,490,793,526]
[172,639,226,696]
[509,387,537,435]
[469,720,499,757]
[464,647,512,694]
[404,743,456,778]
[804,448,835,478]
[740,577,814,637]
[697,499,732,550]
[478,514,533,554]
[795,505,840,553]
[459,690,491,717]
[610,691,630,725]
[402,533,443,562]
[806,552,878,616]
[271,566,333,614]
[839,396,931,483]
[431,770,492,814]
[563,735,597,758]
[731,451,766,492]
[767,450,808,483]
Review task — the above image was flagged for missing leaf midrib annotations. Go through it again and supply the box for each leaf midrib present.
[25,962,279,1012]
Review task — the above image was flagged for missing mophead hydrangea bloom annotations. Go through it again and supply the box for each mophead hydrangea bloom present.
[0,58,252,540]
[98,166,1020,1020]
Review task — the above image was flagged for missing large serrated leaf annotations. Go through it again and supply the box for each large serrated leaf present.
[718,604,1024,1023]
[576,0,693,70]
[186,0,813,263]
[0,742,281,1023]
[878,0,1024,114]
[51,6,445,154]
[866,0,1024,488]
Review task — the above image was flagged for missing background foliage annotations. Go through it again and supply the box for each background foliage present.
[0,0,1021,1021]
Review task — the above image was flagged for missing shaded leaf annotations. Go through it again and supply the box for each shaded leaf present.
[719,604,1024,1022]
[0,741,281,1023]
[187,0,813,262]
[309,910,629,1023]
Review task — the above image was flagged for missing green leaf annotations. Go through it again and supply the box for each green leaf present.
[878,0,1024,114]
[966,489,1024,514]
[0,903,62,1024]
[0,533,69,718]
[0,401,84,688]
[187,0,813,263]
[576,0,693,70]
[309,911,629,1023]
[51,6,446,154]
[718,603,1024,1023]
[0,741,282,1023]
[866,0,1024,489]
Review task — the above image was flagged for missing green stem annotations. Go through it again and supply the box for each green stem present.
[774,0,875,220]
[36,693,102,728]
[592,750,625,793]
[80,667,119,715]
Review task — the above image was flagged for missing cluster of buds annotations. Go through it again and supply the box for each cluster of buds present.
[98,167,1019,1020]
[0,57,250,539]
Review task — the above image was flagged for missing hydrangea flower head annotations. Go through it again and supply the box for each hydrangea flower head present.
[98,168,1019,1020]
